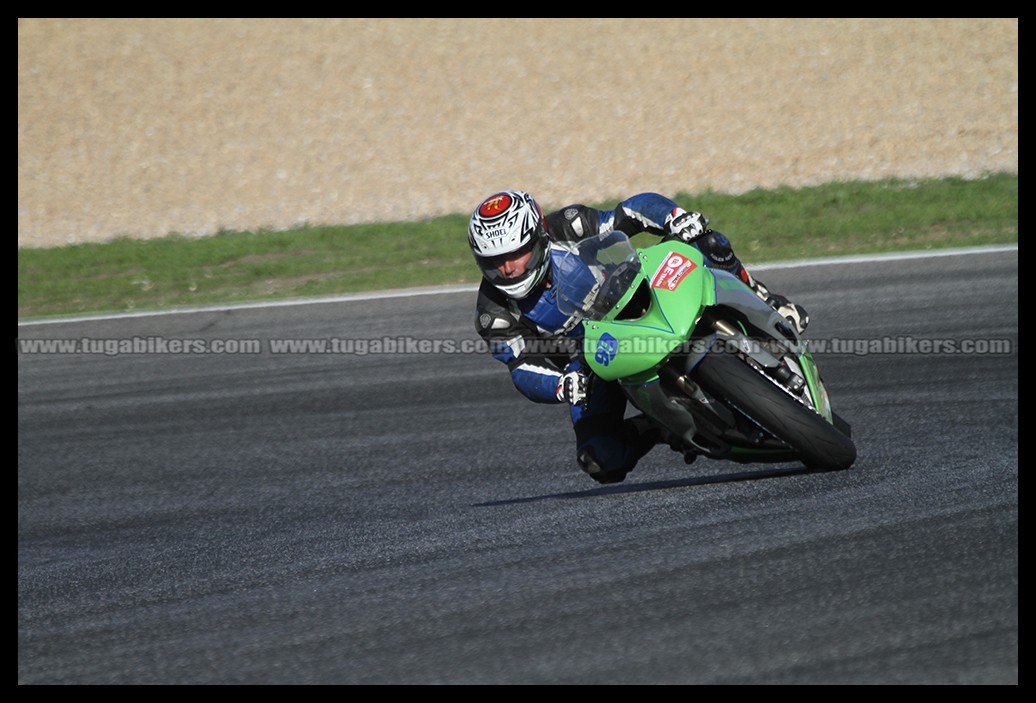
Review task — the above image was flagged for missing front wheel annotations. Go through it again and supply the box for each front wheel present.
[692,350,857,470]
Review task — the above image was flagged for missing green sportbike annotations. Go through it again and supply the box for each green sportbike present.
[556,230,856,471]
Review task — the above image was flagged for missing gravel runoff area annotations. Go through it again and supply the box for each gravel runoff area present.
[17,18,1018,248]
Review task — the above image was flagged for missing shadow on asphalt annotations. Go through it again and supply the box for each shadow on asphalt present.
[472,463,832,507]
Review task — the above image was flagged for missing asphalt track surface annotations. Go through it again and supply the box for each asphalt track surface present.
[18,247,1018,684]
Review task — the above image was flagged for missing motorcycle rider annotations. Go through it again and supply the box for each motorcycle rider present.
[469,189,808,484]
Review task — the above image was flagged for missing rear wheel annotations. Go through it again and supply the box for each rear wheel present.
[692,350,856,470]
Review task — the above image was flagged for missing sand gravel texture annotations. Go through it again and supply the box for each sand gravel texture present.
[17,18,1018,249]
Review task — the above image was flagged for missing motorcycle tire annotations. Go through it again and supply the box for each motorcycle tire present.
[692,349,857,471]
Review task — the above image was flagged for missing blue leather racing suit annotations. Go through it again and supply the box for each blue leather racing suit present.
[474,193,755,483]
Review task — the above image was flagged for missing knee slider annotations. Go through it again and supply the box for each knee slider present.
[576,443,633,485]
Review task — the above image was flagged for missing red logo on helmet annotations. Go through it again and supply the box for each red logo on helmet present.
[478,193,512,218]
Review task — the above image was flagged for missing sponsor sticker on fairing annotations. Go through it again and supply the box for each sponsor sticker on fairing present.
[651,252,697,291]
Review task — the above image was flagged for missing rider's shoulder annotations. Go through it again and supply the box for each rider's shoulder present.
[475,280,518,336]
[476,277,507,310]
[546,204,600,242]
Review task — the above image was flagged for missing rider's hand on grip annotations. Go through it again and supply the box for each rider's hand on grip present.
[556,370,590,406]
[664,207,710,243]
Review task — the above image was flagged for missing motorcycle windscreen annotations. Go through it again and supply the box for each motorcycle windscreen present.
[556,232,640,321]
[584,244,712,382]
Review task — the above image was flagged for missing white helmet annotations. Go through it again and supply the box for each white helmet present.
[468,190,550,299]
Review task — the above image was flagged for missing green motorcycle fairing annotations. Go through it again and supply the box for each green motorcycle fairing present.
[582,242,714,383]
[579,239,835,428]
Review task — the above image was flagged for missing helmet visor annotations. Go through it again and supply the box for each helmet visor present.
[476,234,548,289]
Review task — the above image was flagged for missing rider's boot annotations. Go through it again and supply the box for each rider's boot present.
[624,414,663,457]
[741,270,810,335]
[696,230,809,335]
[660,429,699,465]
[628,414,703,465]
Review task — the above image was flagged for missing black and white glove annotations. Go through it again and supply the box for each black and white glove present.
[767,292,810,335]
[555,370,590,406]
[663,207,710,243]
[748,276,810,336]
